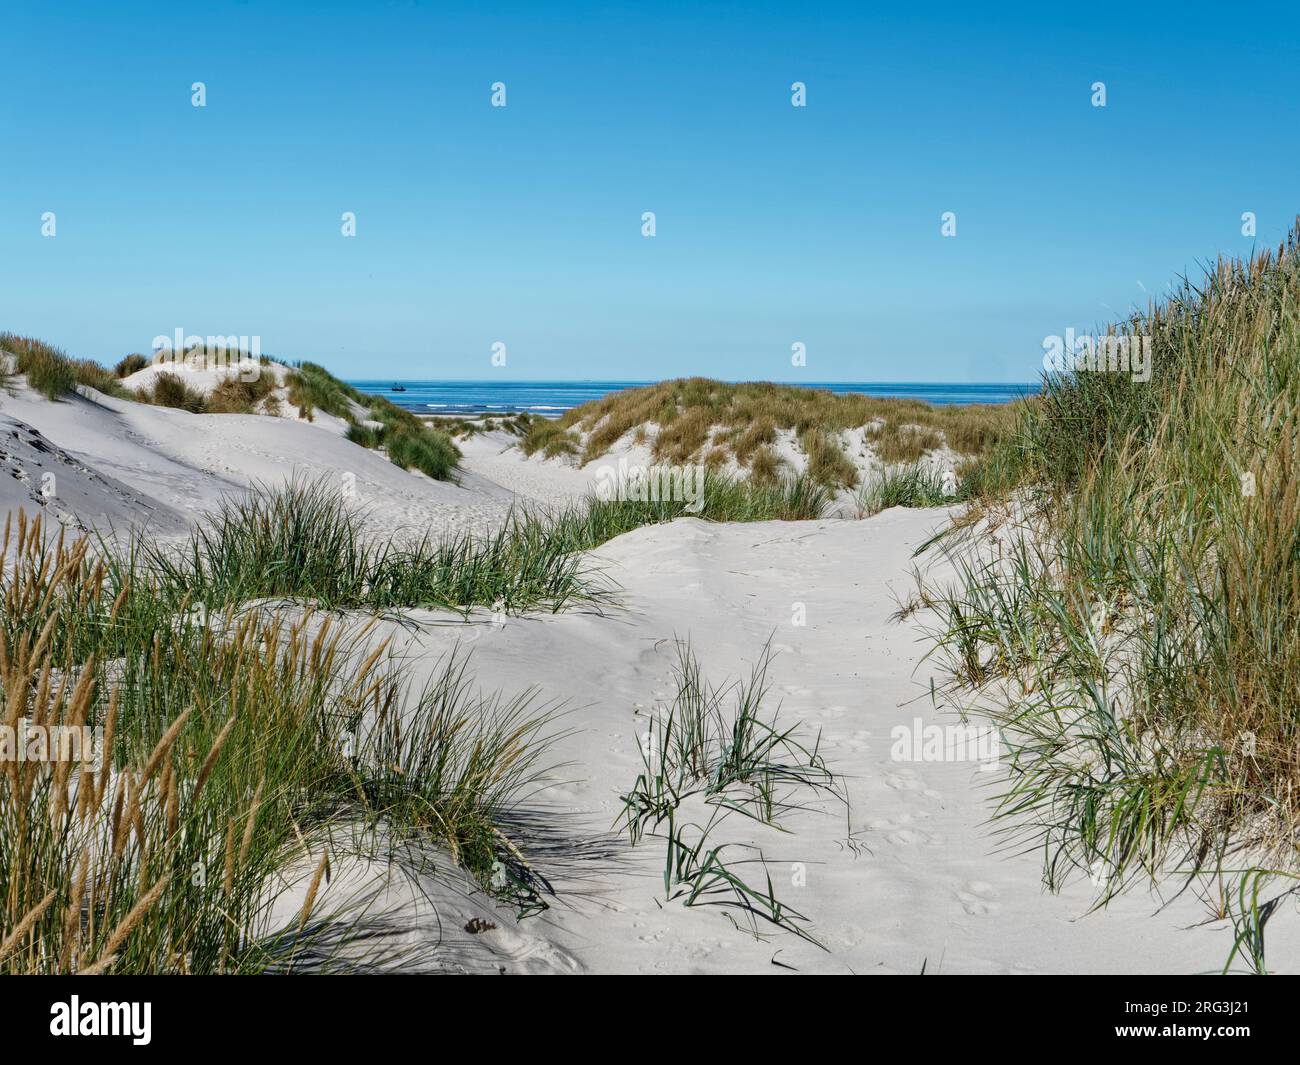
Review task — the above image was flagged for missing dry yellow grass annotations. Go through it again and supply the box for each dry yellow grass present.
[522,379,1019,484]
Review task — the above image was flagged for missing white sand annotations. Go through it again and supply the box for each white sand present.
[292,512,1295,973]
[1,378,514,543]
[4,377,1292,973]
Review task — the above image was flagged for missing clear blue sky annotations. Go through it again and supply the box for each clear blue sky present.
[4,1,1298,382]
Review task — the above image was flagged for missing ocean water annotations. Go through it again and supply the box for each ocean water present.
[349,380,1038,418]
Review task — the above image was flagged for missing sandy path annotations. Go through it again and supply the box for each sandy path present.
[339,508,1292,973]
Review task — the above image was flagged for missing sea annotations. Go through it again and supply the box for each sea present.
[348,380,1038,418]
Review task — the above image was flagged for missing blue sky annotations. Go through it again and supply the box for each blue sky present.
[3,1,1298,382]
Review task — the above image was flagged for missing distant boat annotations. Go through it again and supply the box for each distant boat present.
[391,384,406,392]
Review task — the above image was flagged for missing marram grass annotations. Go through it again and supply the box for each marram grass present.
[918,225,1300,953]
[0,511,561,973]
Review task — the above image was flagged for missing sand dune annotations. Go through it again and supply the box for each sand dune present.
[4,374,1292,974]
[2,378,513,543]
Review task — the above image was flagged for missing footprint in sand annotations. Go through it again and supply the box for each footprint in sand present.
[884,772,944,801]
[841,730,871,753]
[955,881,1002,917]
[864,811,929,831]
[685,938,735,961]
[472,923,584,974]
[886,828,947,847]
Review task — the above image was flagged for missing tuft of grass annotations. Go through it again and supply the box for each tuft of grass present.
[385,426,460,482]
[748,445,783,484]
[2,334,79,400]
[69,360,131,399]
[518,417,580,458]
[345,422,384,448]
[0,334,140,401]
[285,362,360,421]
[543,470,828,549]
[729,418,777,466]
[867,422,944,464]
[141,372,207,413]
[287,364,463,481]
[114,353,149,378]
[139,479,606,616]
[801,429,859,489]
[206,373,276,414]
[858,463,953,514]
[618,640,845,945]
[344,651,561,916]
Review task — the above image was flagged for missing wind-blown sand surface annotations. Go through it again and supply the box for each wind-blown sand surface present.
[5,380,1295,972]
[1,380,515,543]
[316,512,1289,973]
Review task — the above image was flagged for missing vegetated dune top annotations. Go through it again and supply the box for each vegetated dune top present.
[514,377,1017,493]
[120,357,282,396]
[120,357,365,435]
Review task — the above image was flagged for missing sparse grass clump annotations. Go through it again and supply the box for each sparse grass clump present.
[69,359,132,399]
[518,417,580,459]
[0,333,138,401]
[653,407,715,465]
[439,413,530,439]
[141,371,207,413]
[800,429,858,489]
[206,372,276,414]
[114,353,149,378]
[345,422,384,448]
[541,470,828,550]
[2,334,79,399]
[286,362,359,421]
[728,418,777,466]
[385,426,460,481]
[282,364,462,481]
[618,640,844,945]
[748,445,783,484]
[867,422,944,464]
[858,463,952,514]
[140,480,604,615]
